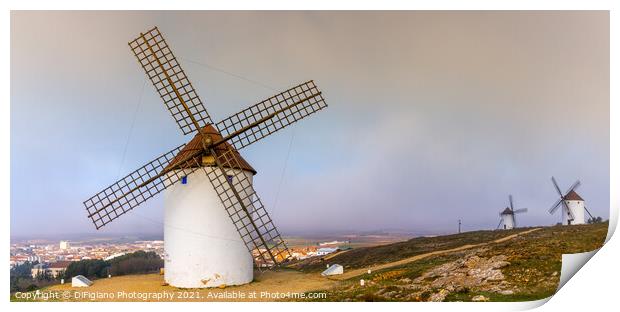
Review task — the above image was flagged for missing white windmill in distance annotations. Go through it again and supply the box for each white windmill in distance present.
[549,177,594,225]
[497,195,528,230]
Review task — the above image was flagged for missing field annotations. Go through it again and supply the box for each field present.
[284,232,414,249]
[17,222,608,302]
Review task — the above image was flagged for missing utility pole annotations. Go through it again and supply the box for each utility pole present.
[458,219,461,234]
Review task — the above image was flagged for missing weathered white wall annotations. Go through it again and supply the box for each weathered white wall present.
[501,213,515,230]
[563,200,586,225]
[163,167,254,288]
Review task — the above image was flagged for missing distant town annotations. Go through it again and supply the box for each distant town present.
[10,238,164,277]
[10,232,414,278]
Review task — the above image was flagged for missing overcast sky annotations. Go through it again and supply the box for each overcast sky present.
[11,11,609,238]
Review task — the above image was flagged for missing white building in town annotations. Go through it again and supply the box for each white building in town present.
[316,247,339,256]
[59,241,70,250]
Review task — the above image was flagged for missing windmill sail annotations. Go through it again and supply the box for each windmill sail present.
[551,176,563,198]
[496,218,504,230]
[206,143,292,267]
[83,145,202,229]
[129,27,212,135]
[562,201,575,221]
[549,197,563,214]
[584,206,595,220]
[215,80,327,150]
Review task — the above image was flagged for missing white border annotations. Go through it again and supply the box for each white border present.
[3,1,617,312]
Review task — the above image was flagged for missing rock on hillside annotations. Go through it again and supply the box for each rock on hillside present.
[373,249,518,302]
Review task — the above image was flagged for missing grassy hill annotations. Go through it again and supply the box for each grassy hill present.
[300,222,608,302]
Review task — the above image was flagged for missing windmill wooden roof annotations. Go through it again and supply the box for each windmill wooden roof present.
[500,207,513,215]
[164,124,256,174]
[564,190,584,201]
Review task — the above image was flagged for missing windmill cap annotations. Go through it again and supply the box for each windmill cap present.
[500,207,513,215]
[564,190,584,201]
[164,124,257,174]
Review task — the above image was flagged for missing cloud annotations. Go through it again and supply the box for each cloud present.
[11,11,609,236]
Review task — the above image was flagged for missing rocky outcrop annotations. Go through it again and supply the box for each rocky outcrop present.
[416,254,510,291]
[471,295,489,302]
[371,250,517,302]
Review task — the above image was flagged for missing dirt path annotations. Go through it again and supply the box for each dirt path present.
[332,228,541,280]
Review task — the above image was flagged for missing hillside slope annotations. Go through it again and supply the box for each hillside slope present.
[289,228,532,272]
[302,222,608,302]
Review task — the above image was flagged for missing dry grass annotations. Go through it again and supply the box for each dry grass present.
[39,269,337,302]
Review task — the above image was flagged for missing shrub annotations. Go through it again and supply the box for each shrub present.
[108,251,163,276]
[63,259,108,279]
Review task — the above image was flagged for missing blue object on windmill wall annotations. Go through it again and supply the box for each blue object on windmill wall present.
[181,176,187,184]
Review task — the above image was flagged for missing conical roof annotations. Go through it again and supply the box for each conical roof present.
[500,207,513,215]
[564,190,584,201]
[164,125,256,174]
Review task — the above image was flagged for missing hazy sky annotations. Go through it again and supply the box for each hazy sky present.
[11,11,609,237]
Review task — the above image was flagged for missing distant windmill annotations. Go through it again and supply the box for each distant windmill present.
[549,177,593,225]
[496,195,528,230]
[83,27,328,288]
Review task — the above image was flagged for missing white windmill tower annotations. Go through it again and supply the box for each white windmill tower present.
[497,195,528,230]
[549,177,593,225]
[83,27,328,288]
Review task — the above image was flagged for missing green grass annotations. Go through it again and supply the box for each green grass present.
[445,290,550,302]
[467,222,608,301]
[301,222,608,302]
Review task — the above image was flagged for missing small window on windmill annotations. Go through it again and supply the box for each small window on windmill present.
[181,176,187,185]
[226,175,234,184]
